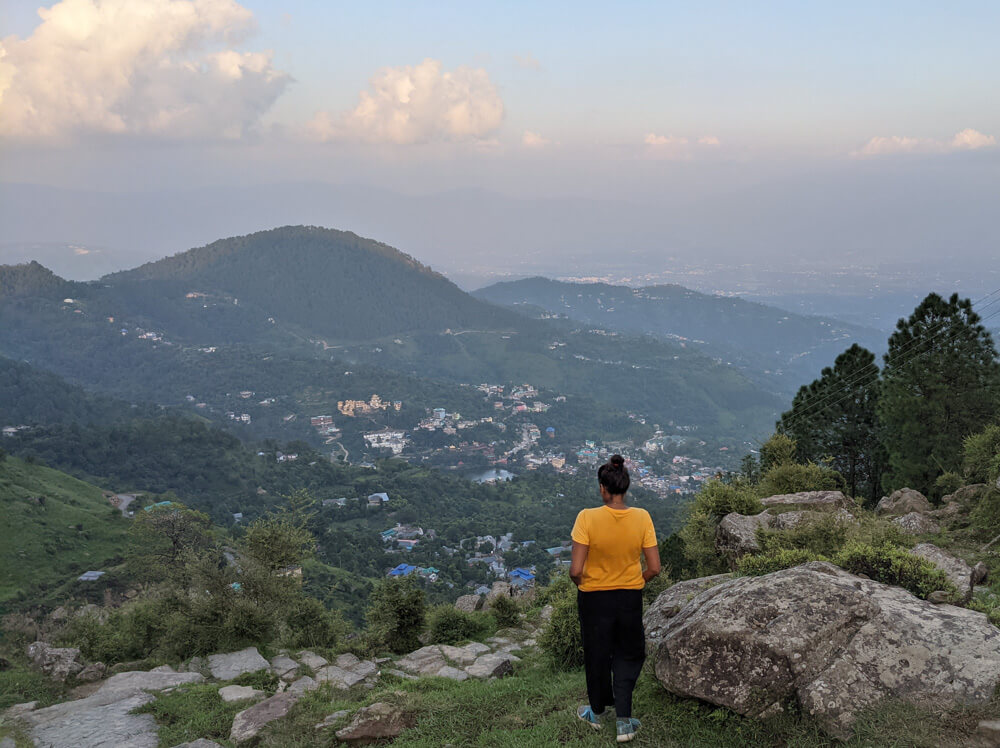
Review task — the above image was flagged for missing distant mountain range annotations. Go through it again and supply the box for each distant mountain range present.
[0,225,792,441]
[474,277,887,392]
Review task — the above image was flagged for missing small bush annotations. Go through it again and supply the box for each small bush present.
[427,605,489,645]
[758,462,844,497]
[693,480,763,518]
[489,595,521,629]
[971,487,1000,536]
[365,577,426,654]
[737,549,827,576]
[934,471,965,500]
[0,665,63,710]
[757,513,850,558]
[282,596,347,649]
[833,541,959,600]
[963,424,1000,484]
[132,683,242,747]
[538,582,582,670]
[231,669,279,692]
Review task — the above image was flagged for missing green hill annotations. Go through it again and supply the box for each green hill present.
[475,277,886,393]
[104,226,522,342]
[0,456,129,608]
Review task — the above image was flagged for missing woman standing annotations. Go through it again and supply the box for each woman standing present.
[570,455,660,743]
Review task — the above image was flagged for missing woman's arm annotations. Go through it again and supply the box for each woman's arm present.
[642,545,661,582]
[569,541,589,587]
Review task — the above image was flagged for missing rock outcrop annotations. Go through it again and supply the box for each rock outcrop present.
[454,594,484,612]
[911,543,976,601]
[26,642,84,682]
[644,574,732,649]
[335,702,414,744]
[892,511,940,535]
[207,647,270,680]
[715,512,772,560]
[876,487,932,516]
[230,692,299,743]
[645,562,1000,738]
[760,490,853,511]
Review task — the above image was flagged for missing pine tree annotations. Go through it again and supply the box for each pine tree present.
[878,293,1000,496]
[779,344,884,503]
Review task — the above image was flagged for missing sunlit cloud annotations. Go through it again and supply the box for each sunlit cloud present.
[522,130,551,148]
[0,0,289,141]
[645,133,688,147]
[855,129,996,157]
[698,135,721,146]
[308,58,504,145]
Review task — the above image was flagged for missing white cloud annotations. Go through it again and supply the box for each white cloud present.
[522,130,550,148]
[951,128,996,150]
[309,58,504,145]
[0,0,289,141]
[856,129,996,157]
[645,133,688,147]
[514,53,541,71]
[697,135,721,146]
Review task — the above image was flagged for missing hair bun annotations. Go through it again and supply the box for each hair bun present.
[609,454,625,468]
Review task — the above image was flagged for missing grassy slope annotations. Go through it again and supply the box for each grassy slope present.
[0,456,129,606]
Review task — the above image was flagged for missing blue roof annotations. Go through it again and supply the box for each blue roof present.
[389,563,417,576]
[509,568,535,580]
[143,501,174,512]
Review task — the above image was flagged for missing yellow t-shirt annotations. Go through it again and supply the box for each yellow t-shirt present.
[570,505,658,592]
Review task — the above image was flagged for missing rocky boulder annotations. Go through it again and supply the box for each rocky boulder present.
[395,645,448,676]
[465,652,517,679]
[208,647,270,680]
[296,650,328,670]
[644,574,732,649]
[335,702,414,744]
[218,685,265,703]
[911,543,976,601]
[26,642,84,682]
[876,487,932,516]
[454,594,484,612]
[760,490,853,511]
[715,512,772,561]
[892,512,940,535]
[230,692,298,743]
[269,655,300,680]
[646,562,1000,738]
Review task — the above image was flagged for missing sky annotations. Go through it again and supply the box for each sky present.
[1,0,999,288]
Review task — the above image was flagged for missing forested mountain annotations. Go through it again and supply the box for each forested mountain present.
[475,277,886,392]
[0,260,71,298]
[104,226,522,341]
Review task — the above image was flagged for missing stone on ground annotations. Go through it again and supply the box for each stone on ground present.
[76,662,107,682]
[315,664,366,689]
[26,642,84,682]
[646,561,1000,738]
[760,490,853,511]
[892,512,940,535]
[715,512,772,561]
[978,720,1000,746]
[644,574,733,649]
[465,653,517,679]
[218,685,265,703]
[454,594,483,612]
[335,702,414,744]
[296,650,328,670]
[269,654,300,680]
[230,692,298,744]
[287,675,318,694]
[438,644,478,665]
[396,645,447,676]
[314,710,350,729]
[97,670,204,697]
[876,487,932,516]
[207,647,270,680]
[911,543,976,601]
[435,665,469,681]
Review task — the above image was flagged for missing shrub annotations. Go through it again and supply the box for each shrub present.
[539,581,582,670]
[737,549,827,576]
[933,471,965,500]
[963,424,1000,484]
[365,577,425,654]
[759,433,797,474]
[968,589,1000,627]
[757,462,844,497]
[677,480,762,578]
[489,595,521,629]
[833,541,959,600]
[0,665,63,710]
[756,513,851,558]
[970,487,1000,536]
[692,480,763,518]
[426,605,489,645]
[282,596,347,649]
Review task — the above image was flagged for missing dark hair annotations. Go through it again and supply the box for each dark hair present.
[598,454,630,495]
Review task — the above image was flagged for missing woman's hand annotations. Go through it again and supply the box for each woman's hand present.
[642,545,661,582]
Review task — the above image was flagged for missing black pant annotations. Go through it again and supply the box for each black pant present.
[577,588,646,719]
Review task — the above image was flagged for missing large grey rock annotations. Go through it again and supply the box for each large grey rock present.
[296,650,328,670]
[335,702,414,744]
[269,655,300,680]
[465,653,517,679]
[911,543,975,602]
[643,574,732,649]
[287,675,318,694]
[27,642,84,682]
[315,664,365,689]
[314,710,350,730]
[350,660,378,679]
[760,490,853,511]
[435,665,469,681]
[455,594,483,612]
[715,512,772,561]
[76,662,107,682]
[335,653,361,669]
[22,670,203,747]
[208,647,270,681]
[876,487,932,516]
[646,562,1000,738]
[771,509,856,531]
[439,644,479,665]
[230,692,299,743]
[218,684,265,703]
[892,511,940,535]
[396,645,447,676]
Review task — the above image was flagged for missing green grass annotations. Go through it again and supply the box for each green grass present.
[0,663,67,710]
[125,660,1000,748]
[0,457,129,608]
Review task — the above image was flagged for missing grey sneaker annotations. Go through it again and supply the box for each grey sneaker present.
[617,717,641,742]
